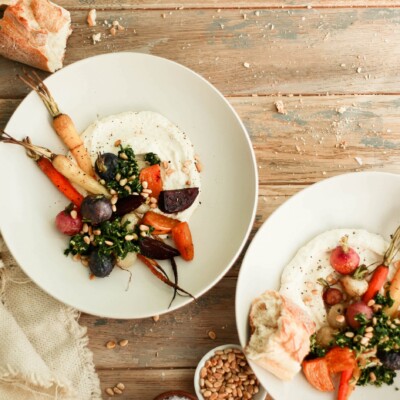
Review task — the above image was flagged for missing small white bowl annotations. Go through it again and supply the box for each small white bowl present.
[194,344,267,400]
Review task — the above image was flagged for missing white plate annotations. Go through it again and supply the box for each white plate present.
[0,52,258,319]
[236,171,400,400]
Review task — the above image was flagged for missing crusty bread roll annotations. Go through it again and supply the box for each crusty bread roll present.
[0,0,71,72]
[245,290,316,381]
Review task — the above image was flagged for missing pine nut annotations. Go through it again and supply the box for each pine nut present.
[112,205,117,212]
[119,339,129,347]
[105,387,114,396]
[345,332,354,338]
[208,330,217,340]
[367,299,375,307]
[105,240,114,246]
[113,387,122,394]
[142,181,148,189]
[153,315,160,322]
[83,236,91,245]
[139,224,149,231]
[111,196,118,205]
[365,326,374,332]
[106,341,116,349]
[70,210,78,219]
[82,223,89,233]
[115,173,121,181]
[119,178,128,186]
[93,229,101,235]
[119,152,128,160]
[125,235,135,241]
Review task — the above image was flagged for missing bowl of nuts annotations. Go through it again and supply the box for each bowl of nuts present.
[153,390,197,400]
[194,344,267,400]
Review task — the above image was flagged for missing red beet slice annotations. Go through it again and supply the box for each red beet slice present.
[139,237,180,259]
[158,188,199,214]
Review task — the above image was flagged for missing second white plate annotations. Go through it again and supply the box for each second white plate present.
[236,171,400,400]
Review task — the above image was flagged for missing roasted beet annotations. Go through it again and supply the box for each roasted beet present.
[158,188,199,214]
[95,152,119,181]
[89,249,114,277]
[113,194,145,217]
[81,195,113,225]
[379,351,400,370]
[139,237,180,260]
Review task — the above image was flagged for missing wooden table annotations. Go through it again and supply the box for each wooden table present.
[2,1,400,399]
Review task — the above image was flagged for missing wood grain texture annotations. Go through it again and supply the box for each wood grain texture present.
[57,1,400,10]
[1,8,400,97]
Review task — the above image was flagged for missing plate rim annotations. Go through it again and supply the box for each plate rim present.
[1,52,259,319]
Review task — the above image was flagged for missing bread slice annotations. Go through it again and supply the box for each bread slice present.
[0,0,71,72]
[245,290,316,381]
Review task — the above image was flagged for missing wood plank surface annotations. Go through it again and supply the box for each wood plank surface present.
[2,8,400,97]
[2,2,400,396]
[57,1,400,10]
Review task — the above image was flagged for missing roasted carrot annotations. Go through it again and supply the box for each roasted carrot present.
[0,132,109,197]
[36,157,84,207]
[302,358,335,392]
[171,222,194,261]
[384,261,400,317]
[325,347,355,374]
[139,164,163,199]
[141,211,180,235]
[137,254,195,300]
[19,71,95,177]
[363,225,400,304]
[337,368,354,400]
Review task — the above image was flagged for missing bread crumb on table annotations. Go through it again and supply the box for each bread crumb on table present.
[92,33,102,44]
[87,9,97,26]
[274,100,287,115]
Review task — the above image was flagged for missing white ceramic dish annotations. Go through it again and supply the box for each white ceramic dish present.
[236,171,400,400]
[194,344,267,400]
[0,52,258,319]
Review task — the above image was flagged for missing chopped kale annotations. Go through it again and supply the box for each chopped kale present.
[358,365,396,387]
[144,152,161,166]
[103,145,142,197]
[65,218,140,260]
[308,333,328,358]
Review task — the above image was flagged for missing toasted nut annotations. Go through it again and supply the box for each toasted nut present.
[208,330,217,340]
[152,315,160,322]
[106,341,116,349]
[105,387,114,396]
[113,387,122,394]
[119,339,129,347]
[116,382,125,391]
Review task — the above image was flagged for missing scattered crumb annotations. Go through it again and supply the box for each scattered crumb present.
[87,9,97,27]
[106,340,116,349]
[92,33,102,44]
[114,139,121,147]
[357,67,362,73]
[243,62,250,68]
[254,11,260,16]
[208,330,217,340]
[152,315,160,322]
[340,63,346,67]
[274,100,287,115]
[338,106,347,114]
[354,157,363,166]
[322,171,327,176]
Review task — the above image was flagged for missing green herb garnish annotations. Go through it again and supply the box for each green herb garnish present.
[65,218,140,260]
[144,152,161,166]
[358,365,396,387]
[104,145,142,197]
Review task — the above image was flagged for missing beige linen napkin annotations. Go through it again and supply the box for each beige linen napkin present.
[0,236,102,400]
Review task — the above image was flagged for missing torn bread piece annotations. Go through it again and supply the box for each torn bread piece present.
[245,290,316,381]
[0,0,72,72]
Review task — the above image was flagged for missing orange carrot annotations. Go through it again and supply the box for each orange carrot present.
[325,347,356,374]
[36,157,84,208]
[139,164,163,199]
[141,211,180,235]
[19,71,95,177]
[302,358,335,392]
[171,222,194,261]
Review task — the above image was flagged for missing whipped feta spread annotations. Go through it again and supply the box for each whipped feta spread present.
[80,111,201,221]
[279,229,398,330]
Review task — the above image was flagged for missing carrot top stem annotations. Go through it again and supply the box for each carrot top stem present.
[18,70,60,118]
[384,225,400,266]
[0,132,53,159]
